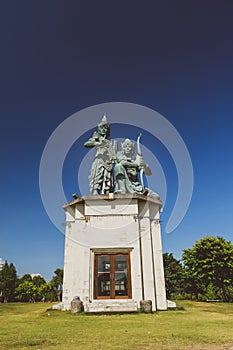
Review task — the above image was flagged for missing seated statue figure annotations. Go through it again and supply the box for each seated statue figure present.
[115,138,159,198]
[84,115,114,195]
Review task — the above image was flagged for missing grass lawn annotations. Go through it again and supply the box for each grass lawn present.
[0,300,233,350]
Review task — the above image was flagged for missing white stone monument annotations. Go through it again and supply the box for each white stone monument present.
[58,115,173,312]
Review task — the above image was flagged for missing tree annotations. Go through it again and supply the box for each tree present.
[15,280,37,302]
[163,253,186,298]
[181,267,205,300]
[15,274,48,302]
[17,274,33,286]
[182,236,233,301]
[0,261,18,302]
[49,268,63,302]
[32,275,46,288]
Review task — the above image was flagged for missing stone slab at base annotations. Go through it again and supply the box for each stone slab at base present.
[54,300,176,313]
[85,300,138,313]
[52,303,63,310]
[167,300,177,309]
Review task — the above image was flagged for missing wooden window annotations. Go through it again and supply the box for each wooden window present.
[94,252,132,299]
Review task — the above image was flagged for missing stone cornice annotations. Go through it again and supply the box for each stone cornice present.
[63,193,162,209]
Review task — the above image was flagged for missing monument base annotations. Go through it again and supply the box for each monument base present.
[85,299,138,313]
[60,194,170,312]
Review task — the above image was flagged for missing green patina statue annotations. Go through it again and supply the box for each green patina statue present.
[115,137,150,194]
[84,116,159,198]
[84,115,114,194]
[115,137,159,198]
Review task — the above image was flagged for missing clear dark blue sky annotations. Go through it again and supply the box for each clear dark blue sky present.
[1,1,233,280]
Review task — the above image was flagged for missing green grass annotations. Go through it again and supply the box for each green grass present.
[0,301,233,350]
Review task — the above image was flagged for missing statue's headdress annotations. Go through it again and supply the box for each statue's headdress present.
[98,114,110,138]
[121,138,135,154]
[98,114,109,126]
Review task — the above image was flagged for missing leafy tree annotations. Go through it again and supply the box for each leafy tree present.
[181,267,205,300]
[17,274,33,286]
[182,236,233,301]
[0,261,18,302]
[49,268,63,302]
[15,280,37,302]
[15,276,47,302]
[32,276,47,301]
[32,275,46,288]
[15,269,63,303]
[163,253,186,298]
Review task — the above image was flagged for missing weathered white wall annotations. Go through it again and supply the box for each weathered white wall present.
[62,195,167,312]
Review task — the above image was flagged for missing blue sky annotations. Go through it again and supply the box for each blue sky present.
[1,1,233,280]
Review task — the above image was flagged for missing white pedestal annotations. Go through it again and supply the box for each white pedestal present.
[61,194,168,312]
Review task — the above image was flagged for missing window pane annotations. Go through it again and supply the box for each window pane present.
[114,272,128,296]
[97,255,110,272]
[114,255,127,271]
[97,273,110,296]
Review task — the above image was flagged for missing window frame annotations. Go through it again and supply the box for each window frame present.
[93,252,132,300]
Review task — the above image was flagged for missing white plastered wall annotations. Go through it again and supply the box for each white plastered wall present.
[62,196,167,311]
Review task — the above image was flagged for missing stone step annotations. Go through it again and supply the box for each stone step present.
[85,300,138,313]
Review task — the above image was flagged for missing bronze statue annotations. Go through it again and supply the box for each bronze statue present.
[84,117,159,198]
[115,137,151,195]
[84,115,114,194]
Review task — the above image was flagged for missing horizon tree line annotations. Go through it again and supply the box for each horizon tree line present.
[0,265,63,303]
[1,236,233,303]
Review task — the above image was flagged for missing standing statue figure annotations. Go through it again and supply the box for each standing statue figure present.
[115,136,160,198]
[84,115,114,195]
